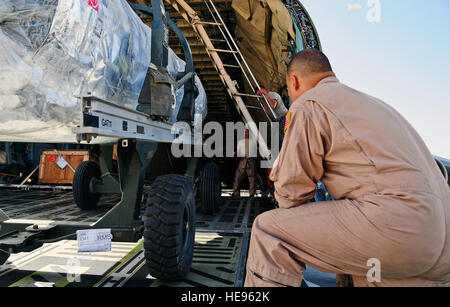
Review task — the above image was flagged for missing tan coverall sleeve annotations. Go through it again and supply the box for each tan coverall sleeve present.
[269,102,326,208]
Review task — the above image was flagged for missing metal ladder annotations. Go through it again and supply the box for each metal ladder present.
[165,0,273,159]
[202,0,277,120]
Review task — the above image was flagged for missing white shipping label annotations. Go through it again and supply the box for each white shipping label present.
[56,156,68,169]
[76,229,112,252]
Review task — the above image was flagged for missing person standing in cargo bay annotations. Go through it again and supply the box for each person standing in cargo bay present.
[244,49,450,287]
[233,129,257,198]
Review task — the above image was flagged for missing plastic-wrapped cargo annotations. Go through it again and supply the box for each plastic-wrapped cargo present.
[0,0,207,143]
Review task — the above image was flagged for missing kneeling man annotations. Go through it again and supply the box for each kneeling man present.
[244,49,450,287]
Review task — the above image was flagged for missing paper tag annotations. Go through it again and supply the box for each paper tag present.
[76,229,112,252]
[56,156,68,169]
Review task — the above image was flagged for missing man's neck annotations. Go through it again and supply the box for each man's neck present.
[309,71,336,88]
[291,72,336,102]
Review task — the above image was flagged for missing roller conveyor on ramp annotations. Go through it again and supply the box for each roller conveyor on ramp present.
[0,189,336,287]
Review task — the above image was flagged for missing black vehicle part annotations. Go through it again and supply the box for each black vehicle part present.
[72,161,101,210]
[143,174,196,281]
[0,249,10,266]
[200,162,220,214]
[435,158,449,185]
[256,172,271,198]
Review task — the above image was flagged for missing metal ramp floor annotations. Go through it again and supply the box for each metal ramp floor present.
[0,189,336,287]
[0,190,264,287]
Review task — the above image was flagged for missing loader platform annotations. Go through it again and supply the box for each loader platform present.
[0,189,335,287]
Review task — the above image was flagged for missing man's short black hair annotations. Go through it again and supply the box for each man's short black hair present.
[287,49,333,77]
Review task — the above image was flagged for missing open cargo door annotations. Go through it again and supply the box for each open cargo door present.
[159,0,321,160]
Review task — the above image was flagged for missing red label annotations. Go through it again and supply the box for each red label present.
[89,0,99,11]
[47,155,57,162]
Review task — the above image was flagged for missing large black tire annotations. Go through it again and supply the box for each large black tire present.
[73,161,101,210]
[200,162,220,214]
[143,174,196,281]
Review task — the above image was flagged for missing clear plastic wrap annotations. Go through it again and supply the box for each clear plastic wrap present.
[167,48,207,123]
[0,0,207,143]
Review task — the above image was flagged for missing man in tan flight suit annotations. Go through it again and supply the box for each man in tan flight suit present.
[244,49,450,287]
[233,129,257,198]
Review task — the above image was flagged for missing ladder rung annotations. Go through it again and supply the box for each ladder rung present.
[193,21,222,26]
[223,64,240,68]
[233,93,262,98]
[208,48,238,54]
[210,39,227,43]
[244,105,263,110]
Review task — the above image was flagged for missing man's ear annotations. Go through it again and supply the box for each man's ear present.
[291,74,301,91]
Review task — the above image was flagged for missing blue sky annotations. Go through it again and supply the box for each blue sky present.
[300,0,450,158]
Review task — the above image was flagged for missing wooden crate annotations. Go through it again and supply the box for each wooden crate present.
[39,150,90,184]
